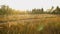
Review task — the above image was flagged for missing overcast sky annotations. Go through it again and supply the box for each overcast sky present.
[0,0,60,10]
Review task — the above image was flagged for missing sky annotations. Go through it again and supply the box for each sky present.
[0,0,60,11]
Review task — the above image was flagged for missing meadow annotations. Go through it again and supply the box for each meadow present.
[0,14,60,34]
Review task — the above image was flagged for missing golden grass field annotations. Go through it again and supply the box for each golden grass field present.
[0,14,60,34]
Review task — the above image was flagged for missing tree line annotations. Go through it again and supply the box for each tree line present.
[0,5,60,15]
[31,6,60,14]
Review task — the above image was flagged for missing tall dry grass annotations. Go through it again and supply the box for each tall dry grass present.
[0,14,60,34]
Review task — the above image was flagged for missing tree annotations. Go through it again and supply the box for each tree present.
[52,6,60,14]
[0,5,10,15]
[32,8,44,14]
[0,5,17,15]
